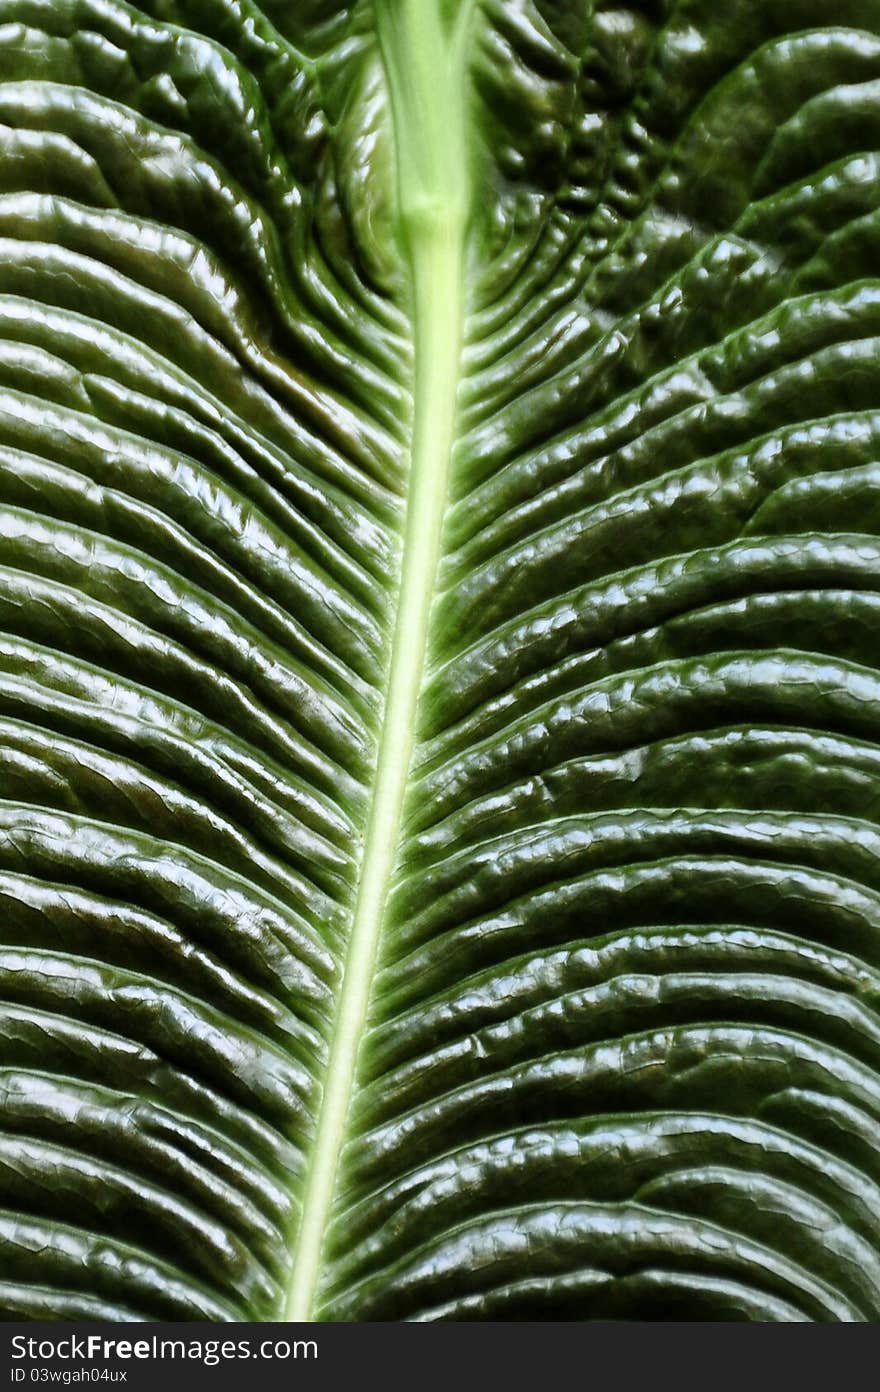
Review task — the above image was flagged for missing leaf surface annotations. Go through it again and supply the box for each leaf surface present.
[2,0,880,1321]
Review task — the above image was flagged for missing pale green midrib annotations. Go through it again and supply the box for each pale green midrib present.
[284,0,473,1322]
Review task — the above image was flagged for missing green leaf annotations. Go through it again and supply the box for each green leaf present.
[2,0,880,1322]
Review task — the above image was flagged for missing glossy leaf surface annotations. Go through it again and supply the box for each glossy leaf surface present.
[2,0,880,1322]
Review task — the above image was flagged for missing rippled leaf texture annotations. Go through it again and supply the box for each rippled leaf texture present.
[2,0,880,1322]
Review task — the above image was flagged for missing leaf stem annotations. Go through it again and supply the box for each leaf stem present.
[284,0,473,1321]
